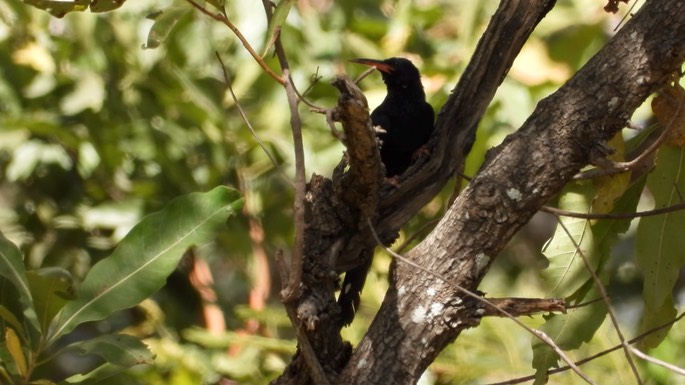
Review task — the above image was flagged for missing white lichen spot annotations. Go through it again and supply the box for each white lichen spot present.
[357,358,368,369]
[630,31,638,40]
[412,305,427,323]
[608,96,619,109]
[475,253,490,271]
[427,287,437,297]
[506,188,522,201]
[532,187,539,195]
[398,286,407,296]
[476,308,486,316]
[430,302,444,317]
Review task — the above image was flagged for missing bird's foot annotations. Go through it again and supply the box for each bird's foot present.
[384,175,401,187]
[411,144,431,161]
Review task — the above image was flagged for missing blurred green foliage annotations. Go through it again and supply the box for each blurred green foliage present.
[2,0,684,383]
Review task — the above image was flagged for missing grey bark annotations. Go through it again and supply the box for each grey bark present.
[273,0,685,383]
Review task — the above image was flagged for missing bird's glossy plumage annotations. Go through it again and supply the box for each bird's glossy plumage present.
[352,57,435,177]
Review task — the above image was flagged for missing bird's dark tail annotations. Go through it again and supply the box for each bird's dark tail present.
[337,257,373,326]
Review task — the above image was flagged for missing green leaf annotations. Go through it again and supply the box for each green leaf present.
[26,268,75,335]
[143,6,192,50]
[49,186,243,343]
[636,145,685,347]
[541,181,596,297]
[263,0,294,56]
[88,0,126,13]
[22,0,125,17]
[532,286,606,380]
[22,0,88,17]
[0,305,24,340]
[66,333,154,367]
[638,295,677,349]
[0,232,38,331]
[59,362,128,385]
[5,327,27,377]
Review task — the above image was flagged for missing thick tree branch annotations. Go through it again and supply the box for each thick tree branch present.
[341,0,685,383]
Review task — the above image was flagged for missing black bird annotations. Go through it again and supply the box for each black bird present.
[351,57,435,177]
[337,58,434,326]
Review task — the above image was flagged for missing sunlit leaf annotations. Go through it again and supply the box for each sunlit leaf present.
[638,296,677,350]
[22,0,88,17]
[5,327,27,377]
[263,0,294,56]
[48,186,244,344]
[143,6,192,50]
[88,0,126,13]
[541,181,596,297]
[652,79,685,146]
[532,285,606,380]
[636,145,685,347]
[592,133,630,214]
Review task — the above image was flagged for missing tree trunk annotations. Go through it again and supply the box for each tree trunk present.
[274,0,685,384]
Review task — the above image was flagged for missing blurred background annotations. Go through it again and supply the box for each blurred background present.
[1,0,683,383]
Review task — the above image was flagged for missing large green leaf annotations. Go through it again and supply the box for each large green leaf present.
[532,284,606,380]
[143,6,193,50]
[48,186,243,344]
[26,268,75,335]
[66,333,154,367]
[541,181,596,297]
[22,0,126,17]
[636,145,685,347]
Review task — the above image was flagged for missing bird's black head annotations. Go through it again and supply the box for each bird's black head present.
[351,57,424,94]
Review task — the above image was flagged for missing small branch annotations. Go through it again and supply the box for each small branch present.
[480,297,566,317]
[214,52,293,186]
[486,312,685,385]
[541,201,685,219]
[366,219,595,385]
[555,217,642,384]
[185,0,285,85]
[630,347,685,376]
[254,0,306,303]
[280,69,307,303]
[332,76,384,220]
[288,73,326,111]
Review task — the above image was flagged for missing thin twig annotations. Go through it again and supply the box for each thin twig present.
[554,216,642,384]
[366,219,596,385]
[353,67,377,84]
[256,0,306,303]
[486,312,685,385]
[457,171,685,220]
[214,52,293,186]
[396,218,440,254]
[630,347,685,376]
[288,74,326,111]
[541,201,685,219]
[185,0,285,85]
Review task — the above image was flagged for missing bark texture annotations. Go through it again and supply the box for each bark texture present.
[273,0,685,384]
[338,0,685,383]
